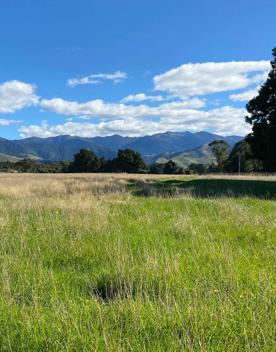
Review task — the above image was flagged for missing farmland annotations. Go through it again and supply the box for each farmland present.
[0,174,275,351]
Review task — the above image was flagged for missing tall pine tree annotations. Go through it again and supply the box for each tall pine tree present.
[246,47,276,171]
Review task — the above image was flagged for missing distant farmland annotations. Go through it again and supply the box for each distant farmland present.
[0,174,275,351]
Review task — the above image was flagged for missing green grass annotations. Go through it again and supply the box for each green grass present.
[0,174,275,351]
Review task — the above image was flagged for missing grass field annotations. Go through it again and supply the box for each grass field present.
[0,174,275,351]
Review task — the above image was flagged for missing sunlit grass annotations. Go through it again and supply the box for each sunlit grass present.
[0,174,275,351]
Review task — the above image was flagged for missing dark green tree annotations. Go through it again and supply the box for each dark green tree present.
[69,149,101,172]
[245,47,276,171]
[163,160,183,174]
[99,158,117,173]
[226,140,255,173]
[115,149,147,173]
[14,159,40,173]
[150,163,165,174]
[209,140,229,171]
[187,163,208,174]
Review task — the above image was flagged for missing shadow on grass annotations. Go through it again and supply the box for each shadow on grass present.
[87,274,161,303]
[128,178,276,199]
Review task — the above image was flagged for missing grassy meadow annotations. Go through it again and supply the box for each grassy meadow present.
[0,173,275,351]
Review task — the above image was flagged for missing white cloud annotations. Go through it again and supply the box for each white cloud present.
[121,93,165,103]
[0,118,21,126]
[9,60,267,139]
[19,105,249,138]
[40,97,205,119]
[158,106,250,136]
[67,71,127,87]
[19,119,157,138]
[230,88,259,102]
[154,61,270,98]
[33,92,250,138]
[0,80,39,113]
[40,98,152,118]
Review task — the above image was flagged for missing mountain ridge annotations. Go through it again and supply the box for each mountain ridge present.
[0,131,242,163]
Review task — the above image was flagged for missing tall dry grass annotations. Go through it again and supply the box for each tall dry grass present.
[0,173,275,351]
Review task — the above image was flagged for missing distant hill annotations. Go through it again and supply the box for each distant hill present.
[0,131,242,162]
[150,144,216,168]
[13,136,115,161]
[0,153,22,163]
[0,138,30,157]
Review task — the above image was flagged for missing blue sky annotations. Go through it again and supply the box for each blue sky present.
[0,0,275,139]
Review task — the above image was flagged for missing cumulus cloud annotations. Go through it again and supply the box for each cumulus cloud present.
[230,88,259,102]
[67,71,127,87]
[11,60,268,139]
[0,80,39,113]
[40,97,205,119]
[19,105,249,138]
[0,118,21,126]
[19,119,158,138]
[158,106,250,136]
[29,92,249,138]
[40,98,153,118]
[154,61,270,98]
[121,93,165,103]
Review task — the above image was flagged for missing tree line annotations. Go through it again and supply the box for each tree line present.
[0,149,183,174]
[0,133,266,175]
[0,140,260,174]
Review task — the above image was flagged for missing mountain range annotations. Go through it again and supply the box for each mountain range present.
[0,131,242,165]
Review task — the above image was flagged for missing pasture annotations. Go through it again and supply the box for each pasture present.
[0,174,275,351]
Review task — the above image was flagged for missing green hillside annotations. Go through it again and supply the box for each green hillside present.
[0,153,22,162]
[155,144,216,168]
[0,153,40,163]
